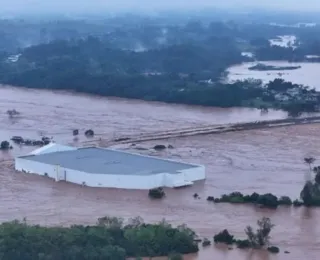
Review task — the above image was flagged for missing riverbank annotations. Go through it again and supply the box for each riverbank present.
[1,72,319,115]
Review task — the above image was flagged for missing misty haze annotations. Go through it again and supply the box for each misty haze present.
[2,0,320,15]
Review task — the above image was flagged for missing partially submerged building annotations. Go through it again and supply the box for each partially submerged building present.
[15,143,205,189]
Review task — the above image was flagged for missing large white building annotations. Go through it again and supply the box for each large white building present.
[14,144,205,189]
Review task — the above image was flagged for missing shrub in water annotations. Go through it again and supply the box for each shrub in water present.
[213,229,235,245]
[202,238,211,247]
[148,188,165,199]
[256,193,279,208]
[278,196,292,205]
[267,246,280,253]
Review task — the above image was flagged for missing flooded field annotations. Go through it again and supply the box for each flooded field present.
[227,34,320,91]
[227,61,320,89]
[0,85,319,260]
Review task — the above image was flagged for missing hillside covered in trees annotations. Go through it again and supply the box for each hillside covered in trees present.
[1,11,320,114]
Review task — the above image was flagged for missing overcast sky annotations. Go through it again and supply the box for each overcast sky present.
[1,0,320,14]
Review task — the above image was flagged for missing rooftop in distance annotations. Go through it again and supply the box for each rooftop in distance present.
[19,147,199,176]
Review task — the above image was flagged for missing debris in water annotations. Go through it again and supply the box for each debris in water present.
[153,144,166,150]
[73,129,79,136]
[85,129,94,137]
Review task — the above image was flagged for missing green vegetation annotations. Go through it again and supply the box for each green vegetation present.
[213,217,277,252]
[0,140,11,150]
[213,229,235,245]
[202,238,211,247]
[300,157,320,206]
[207,192,293,208]
[248,63,301,71]
[153,144,167,151]
[278,196,293,205]
[2,14,320,61]
[206,157,320,209]
[148,188,166,199]
[0,216,198,260]
[244,217,274,248]
[0,42,319,115]
[168,253,184,260]
[0,17,320,116]
[207,192,307,208]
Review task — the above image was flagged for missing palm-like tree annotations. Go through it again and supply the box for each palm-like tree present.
[304,157,315,181]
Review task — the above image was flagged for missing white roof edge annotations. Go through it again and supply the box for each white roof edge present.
[28,143,77,156]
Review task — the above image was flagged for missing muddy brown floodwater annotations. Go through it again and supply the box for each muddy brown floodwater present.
[0,85,319,260]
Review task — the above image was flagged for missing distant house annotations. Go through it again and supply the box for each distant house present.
[6,54,21,63]
[199,79,213,84]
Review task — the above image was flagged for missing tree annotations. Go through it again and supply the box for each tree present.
[169,253,183,260]
[127,216,144,228]
[213,229,235,244]
[304,157,315,181]
[6,109,20,118]
[300,158,320,206]
[0,216,198,259]
[300,181,314,206]
[244,217,275,248]
[97,216,124,228]
[148,188,165,199]
[315,172,320,185]
[0,141,10,150]
[304,157,315,170]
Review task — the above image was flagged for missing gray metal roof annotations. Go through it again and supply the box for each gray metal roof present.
[19,147,199,175]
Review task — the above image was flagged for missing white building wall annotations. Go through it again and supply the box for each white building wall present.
[163,166,205,188]
[164,172,184,187]
[66,170,167,189]
[15,157,57,180]
[181,165,206,182]
[15,158,205,189]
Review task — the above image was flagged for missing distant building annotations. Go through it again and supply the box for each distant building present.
[15,144,205,189]
[7,54,21,63]
[241,52,254,58]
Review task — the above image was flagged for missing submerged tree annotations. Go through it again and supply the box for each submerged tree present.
[300,181,315,206]
[97,216,124,228]
[213,217,276,250]
[148,188,165,199]
[304,157,315,171]
[0,140,10,150]
[6,109,20,118]
[169,253,183,260]
[300,157,320,206]
[244,217,275,248]
[304,157,316,181]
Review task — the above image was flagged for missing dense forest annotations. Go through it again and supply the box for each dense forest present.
[1,11,320,114]
[0,217,198,260]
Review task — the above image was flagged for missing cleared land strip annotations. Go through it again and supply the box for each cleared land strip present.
[82,116,320,146]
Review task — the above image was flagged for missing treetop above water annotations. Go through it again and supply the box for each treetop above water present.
[0,216,198,260]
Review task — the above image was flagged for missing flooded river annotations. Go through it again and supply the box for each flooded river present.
[227,61,320,89]
[228,34,320,91]
[0,85,319,260]
[0,85,288,157]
